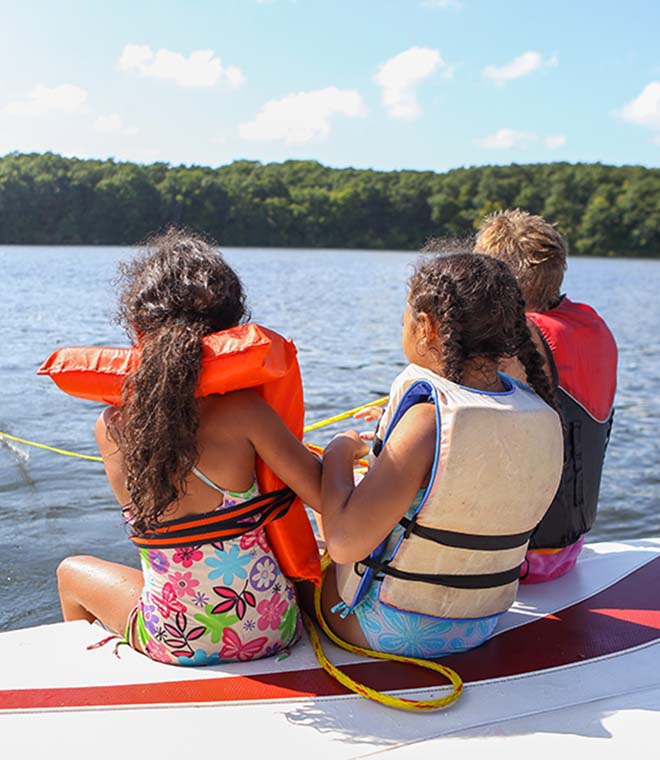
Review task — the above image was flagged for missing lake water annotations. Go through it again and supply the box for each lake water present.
[0,247,658,632]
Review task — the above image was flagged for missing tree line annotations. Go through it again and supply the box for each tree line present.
[0,152,658,256]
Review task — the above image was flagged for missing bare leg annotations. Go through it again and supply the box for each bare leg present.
[57,555,144,635]
[320,564,370,649]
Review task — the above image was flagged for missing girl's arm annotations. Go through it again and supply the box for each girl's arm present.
[94,408,132,507]
[237,392,323,510]
[322,402,436,564]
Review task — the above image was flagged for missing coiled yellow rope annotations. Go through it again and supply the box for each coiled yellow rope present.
[301,554,463,711]
[1,405,465,710]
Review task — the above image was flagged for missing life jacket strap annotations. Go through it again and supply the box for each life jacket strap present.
[399,517,533,551]
[130,488,295,549]
[362,557,522,590]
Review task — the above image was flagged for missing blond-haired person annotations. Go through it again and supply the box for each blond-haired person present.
[475,209,617,583]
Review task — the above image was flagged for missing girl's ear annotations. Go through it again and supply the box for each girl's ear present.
[416,312,437,345]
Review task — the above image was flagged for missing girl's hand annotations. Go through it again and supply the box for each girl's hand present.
[354,406,384,423]
[329,430,370,460]
[321,403,436,565]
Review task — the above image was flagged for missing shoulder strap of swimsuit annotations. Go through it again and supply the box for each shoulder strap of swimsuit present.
[191,465,226,495]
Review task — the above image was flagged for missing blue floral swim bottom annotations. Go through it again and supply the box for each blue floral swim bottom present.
[349,581,500,659]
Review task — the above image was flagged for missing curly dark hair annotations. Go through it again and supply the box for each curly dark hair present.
[109,228,249,532]
[408,252,557,411]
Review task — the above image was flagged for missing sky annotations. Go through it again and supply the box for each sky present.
[1,0,659,174]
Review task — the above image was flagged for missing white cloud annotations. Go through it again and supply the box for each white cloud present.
[239,86,366,144]
[477,128,537,150]
[375,47,451,121]
[117,44,245,89]
[94,113,138,136]
[621,81,660,131]
[483,51,557,86]
[545,134,566,149]
[6,84,88,116]
[422,0,461,9]
[224,67,245,89]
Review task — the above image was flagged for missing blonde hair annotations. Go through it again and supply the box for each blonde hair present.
[474,209,567,312]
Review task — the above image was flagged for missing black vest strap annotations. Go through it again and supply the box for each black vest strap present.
[130,488,295,549]
[399,517,533,551]
[362,557,522,590]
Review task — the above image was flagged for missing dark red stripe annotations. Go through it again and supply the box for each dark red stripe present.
[2,556,659,711]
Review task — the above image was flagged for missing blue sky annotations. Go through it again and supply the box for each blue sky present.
[1,0,659,173]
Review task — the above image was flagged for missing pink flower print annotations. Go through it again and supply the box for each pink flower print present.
[172,546,203,568]
[240,528,270,554]
[257,592,288,631]
[249,556,277,592]
[220,628,268,662]
[151,582,187,618]
[147,550,169,574]
[168,571,200,598]
[146,638,173,664]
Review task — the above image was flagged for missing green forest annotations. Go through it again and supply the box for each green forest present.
[1,152,659,256]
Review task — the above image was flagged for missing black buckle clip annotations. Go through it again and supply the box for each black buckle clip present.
[402,517,416,540]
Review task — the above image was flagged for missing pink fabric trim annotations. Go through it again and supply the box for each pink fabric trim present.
[520,536,586,584]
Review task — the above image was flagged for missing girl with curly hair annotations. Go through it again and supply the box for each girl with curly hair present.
[57,230,321,665]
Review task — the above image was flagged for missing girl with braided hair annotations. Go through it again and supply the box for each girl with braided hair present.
[318,253,563,658]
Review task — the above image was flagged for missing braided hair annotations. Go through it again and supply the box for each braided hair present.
[110,228,248,532]
[408,252,557,410]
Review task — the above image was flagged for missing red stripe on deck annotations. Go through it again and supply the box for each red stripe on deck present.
[592,609,660,630]
[3,557,660,711]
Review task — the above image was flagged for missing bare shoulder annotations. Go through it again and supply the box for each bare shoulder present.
[383,401,436,454]
[198,389,269,438]
[200,389,265,419]
[94,407,119,455]
[397,400,436,429]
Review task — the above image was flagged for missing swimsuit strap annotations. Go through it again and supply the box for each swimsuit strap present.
[191,465,227,495]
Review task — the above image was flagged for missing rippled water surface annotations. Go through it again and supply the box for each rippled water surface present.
[0,246,658,631]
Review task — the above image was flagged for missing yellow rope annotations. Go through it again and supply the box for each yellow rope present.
[1,409,464,711]
[0,431,103,462]
[301,554,463,711]
[303,396,388,433]
[0,397,389,464]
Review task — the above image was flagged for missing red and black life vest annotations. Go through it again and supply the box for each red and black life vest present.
[527,297,617,549]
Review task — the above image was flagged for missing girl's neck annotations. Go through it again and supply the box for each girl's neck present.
[414,356,505,392]
[461,360,505,392]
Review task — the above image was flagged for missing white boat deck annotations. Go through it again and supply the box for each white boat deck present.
[2,539,660,758]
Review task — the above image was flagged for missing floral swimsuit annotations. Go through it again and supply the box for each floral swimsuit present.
[128,469,301,666]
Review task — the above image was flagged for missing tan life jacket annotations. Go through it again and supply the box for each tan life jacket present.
[335,365,564,619]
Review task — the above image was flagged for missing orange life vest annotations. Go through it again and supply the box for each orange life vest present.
[37,323,321,585]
